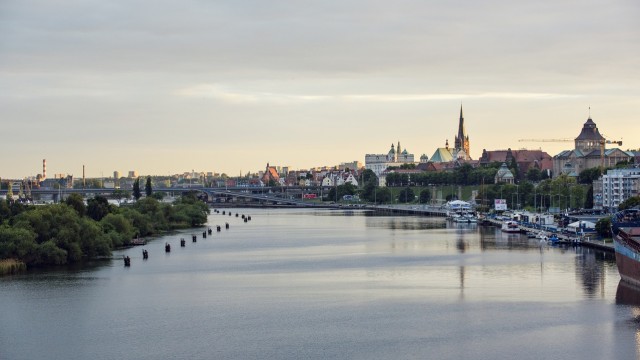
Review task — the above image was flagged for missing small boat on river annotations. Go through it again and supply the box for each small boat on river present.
[501,221,520,233]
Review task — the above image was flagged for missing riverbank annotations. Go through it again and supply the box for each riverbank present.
[0,259,27,275]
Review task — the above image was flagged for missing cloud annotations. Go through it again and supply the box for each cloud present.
[176,84,581,104]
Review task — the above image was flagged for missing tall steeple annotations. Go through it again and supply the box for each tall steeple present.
[454,105,470,157]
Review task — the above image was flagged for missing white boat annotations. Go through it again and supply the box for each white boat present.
[501,221,520,233]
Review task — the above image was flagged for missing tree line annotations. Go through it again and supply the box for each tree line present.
[0,192,209,267]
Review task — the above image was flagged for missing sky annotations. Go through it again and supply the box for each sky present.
[1,0,639,179]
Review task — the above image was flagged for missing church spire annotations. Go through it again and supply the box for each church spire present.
[457,105,466,140]
[454,105,470,158]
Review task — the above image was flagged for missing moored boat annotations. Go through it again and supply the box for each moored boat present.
[612,208,640,286]
[614,226,640,287]
[501,221,520,233]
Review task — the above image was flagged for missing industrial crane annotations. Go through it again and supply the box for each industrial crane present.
[518,137,623,170]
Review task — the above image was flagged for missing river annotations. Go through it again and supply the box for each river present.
[1,208,639,359]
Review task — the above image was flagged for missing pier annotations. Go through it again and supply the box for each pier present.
[484,218,614,252]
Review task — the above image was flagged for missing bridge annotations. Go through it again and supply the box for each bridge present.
[0,186,331,207]
[0,186,448,216]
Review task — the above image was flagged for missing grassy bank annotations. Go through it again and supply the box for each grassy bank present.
[0,259,27,275]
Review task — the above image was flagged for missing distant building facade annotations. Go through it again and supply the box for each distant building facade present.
[365,141,415,184]
[479,148,552,179]
[593,168,640,212]
[553,117,632,177]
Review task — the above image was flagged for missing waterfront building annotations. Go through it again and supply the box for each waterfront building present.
[592,168,640,212]
[365,141,416,184]
[479,148,552,178]
[553,117,632,177]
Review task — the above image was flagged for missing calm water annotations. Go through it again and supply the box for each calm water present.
[1,208,639,360]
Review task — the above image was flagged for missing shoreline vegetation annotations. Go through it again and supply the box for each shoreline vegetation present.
[0,192,209,272]
[0,258,26,275]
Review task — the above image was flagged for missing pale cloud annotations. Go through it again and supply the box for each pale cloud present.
[176,84,581,104]
[0,0,638,178]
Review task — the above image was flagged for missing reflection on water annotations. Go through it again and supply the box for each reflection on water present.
[0,208,638,360]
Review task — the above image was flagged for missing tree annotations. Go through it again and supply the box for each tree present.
[87,196,111,221]
[619,196,640,211]
[526,168,541,182]
[509,157,520,182]
[578,168,602,184]
[398,187,415,203]
[595,217,612,238]
[65,193,86,217]
[145,176,153,197]
[151,192,166,201]
[112,189,130,203]
[419,189,432,204]
[361,169,378,186]
[584,185,594,209]
[327,183,356,202]
[374,187,391,204]
[133,178,141,200]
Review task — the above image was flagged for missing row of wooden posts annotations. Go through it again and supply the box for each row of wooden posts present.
[124,210,252,267]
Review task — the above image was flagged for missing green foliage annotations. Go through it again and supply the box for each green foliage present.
[327,183,356,201]
[100,214,135,248]
[112,189,130,202]
[0,200,11,223]
[145,176,153,197]
[361,169,378,186]
[65,193,86,216]
[385,165,498,187]
[526,168,541,182]
[578,168,602,184]
[133,178,141,200]
[619,196,640,211]
[584,186,594,209]
[509,157,519,181]
[398,187,415,203]
[419,189,432,204]
[595,217,612,238]
[0,191,210,268]
[0,225,37,261]
[373,187,391,204]
[151,192,166,200]
[87,196,111,221]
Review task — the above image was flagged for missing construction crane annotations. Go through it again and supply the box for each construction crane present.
[519,137,623,170]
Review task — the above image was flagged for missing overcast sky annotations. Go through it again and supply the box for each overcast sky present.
[1,0,639,179]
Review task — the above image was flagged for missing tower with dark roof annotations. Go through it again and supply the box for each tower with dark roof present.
[454,106,470,157]
[574,116,604,154]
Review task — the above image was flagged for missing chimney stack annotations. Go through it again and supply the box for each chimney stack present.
[42,159,47,180]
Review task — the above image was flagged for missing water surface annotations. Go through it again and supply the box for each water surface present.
[1,208,638,359]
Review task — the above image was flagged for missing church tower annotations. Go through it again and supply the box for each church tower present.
[454,106,470,156]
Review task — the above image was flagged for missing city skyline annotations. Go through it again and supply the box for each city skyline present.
[1,0,639,179]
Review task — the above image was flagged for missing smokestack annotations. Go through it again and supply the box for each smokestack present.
[43,159,47,180]
[83,165,86,189]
